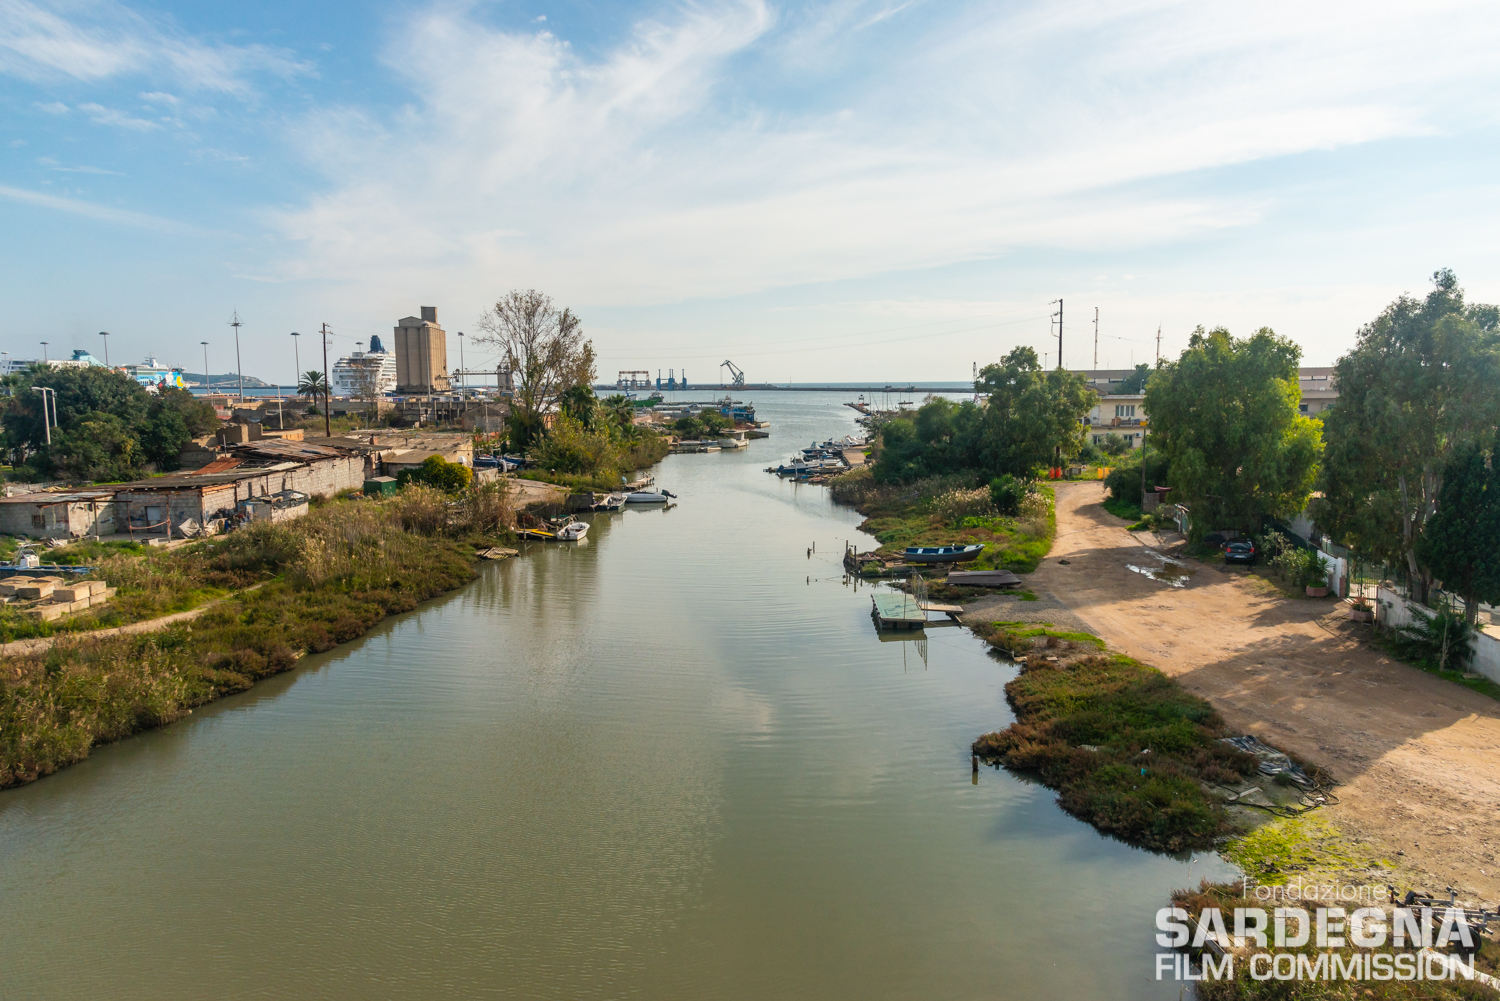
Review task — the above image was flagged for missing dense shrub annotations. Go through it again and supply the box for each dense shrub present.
[396,454,473,492]
[973,653,1257,851]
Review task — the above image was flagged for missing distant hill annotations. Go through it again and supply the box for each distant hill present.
[181,372,273,388]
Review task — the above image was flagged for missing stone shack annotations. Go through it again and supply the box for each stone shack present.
[111,439,365,537]
[0,489,120,540]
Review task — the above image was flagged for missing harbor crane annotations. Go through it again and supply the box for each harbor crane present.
[720,359,745,388]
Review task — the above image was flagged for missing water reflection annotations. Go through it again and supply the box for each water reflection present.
[0,391,1236,1001]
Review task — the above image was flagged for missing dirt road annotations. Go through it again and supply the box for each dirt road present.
[967,480,1500,900]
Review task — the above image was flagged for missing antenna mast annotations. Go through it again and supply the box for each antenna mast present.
[1093,307,1099,369]
[229,309,245,402]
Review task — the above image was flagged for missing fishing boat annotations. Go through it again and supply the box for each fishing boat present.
[0,545,94,578]
[902,544,985,564]
[945,569,1021,587]
[593,493,627,511]
[555,521,589,541]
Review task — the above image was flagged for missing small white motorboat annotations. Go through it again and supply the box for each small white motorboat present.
[625,491,670,504]
[556,521,589,541]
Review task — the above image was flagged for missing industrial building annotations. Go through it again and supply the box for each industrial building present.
[394,306,452,394]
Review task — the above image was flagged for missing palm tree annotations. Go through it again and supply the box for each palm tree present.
[602,394,636,436]
[297,370,329,414]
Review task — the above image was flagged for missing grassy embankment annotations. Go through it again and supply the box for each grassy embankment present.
[0,483,516,790]
[829,469,1056,573]
[517,435,672,492]
[970,628,1268,851]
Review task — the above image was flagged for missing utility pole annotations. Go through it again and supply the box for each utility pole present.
[1155,324,1162,364]
[291,331,301,388]
[31,387,54,444]
[320,323,332,438]
[1093,307,1099,369]
[229,310,244,402]
[98,331,110,366]
[1049,300,1064,369]
[200,341,209,393]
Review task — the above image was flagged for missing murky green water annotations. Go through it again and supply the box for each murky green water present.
[0,392,1234,999]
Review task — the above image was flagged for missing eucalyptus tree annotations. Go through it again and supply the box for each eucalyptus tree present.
[1316,270,1500,604]
[1144,326,1322,538]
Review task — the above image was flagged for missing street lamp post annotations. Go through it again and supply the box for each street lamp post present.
[201,341,210,394]
[98,331,110,366]
[39,341,48,364]
[290,331,301,387]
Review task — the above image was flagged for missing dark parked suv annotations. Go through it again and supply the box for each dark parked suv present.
[1223,540,1256,564]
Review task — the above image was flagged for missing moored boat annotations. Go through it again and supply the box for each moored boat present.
[902,544,984,564]
[556,521,589,541]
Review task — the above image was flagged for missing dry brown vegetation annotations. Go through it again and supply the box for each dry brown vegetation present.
[0,482,516,789]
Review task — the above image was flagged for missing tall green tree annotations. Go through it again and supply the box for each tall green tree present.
[0,366,186,481]
[871,348,1092,482]
[1413,434,1500,623]
[1316,270,1500,603]
[1117,363,1152,395]
[1145,326,1321,537]
[974,346,1094,476]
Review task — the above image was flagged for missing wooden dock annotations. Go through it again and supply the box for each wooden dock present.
[872,593,927,630]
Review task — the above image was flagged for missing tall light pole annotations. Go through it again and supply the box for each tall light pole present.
[457,331,465,394]
[201,341,210,394]
[39,341,48,365]
[98,331,110,366]
[229,310,244,402]
[290,331,301,387]
[320,323,332,438]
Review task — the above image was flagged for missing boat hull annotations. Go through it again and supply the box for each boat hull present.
[902,546,984,564]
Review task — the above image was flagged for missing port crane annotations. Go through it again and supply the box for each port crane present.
[720,359,745,388]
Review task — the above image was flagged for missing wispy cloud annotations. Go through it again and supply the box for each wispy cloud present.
[0,0,313,94]
[256,0,1500,310]
[0,181,195,231]
[49,163,125,174]
[78,101,159,129]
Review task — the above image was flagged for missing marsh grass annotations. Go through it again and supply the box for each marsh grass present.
[0,482,516,790]
[972,650,1257,851]
[830,469,1057,573]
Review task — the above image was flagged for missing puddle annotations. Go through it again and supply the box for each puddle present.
[1126,551,1196,587]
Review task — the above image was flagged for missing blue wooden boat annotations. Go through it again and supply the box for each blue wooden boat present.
[902,544,984,564]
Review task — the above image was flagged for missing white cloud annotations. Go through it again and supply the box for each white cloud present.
[78,101,159,129]
[0,181,195,230]
[35,100,68,113]
[49,163,125,174]
[259,0,1500,312]
[0,0,312,93]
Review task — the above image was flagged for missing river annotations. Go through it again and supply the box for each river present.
[0,391,1235,999]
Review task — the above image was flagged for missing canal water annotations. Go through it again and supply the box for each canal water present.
[0,391,1235,999]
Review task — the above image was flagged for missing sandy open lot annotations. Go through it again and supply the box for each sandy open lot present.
[965,480,1500,901]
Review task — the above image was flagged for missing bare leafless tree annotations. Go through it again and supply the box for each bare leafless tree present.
[473,290,595,448]
[351,359,383,429]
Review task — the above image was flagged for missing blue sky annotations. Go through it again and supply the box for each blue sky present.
[3,0,1499,384]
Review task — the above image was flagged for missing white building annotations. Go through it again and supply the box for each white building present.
[332,336,398,397]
